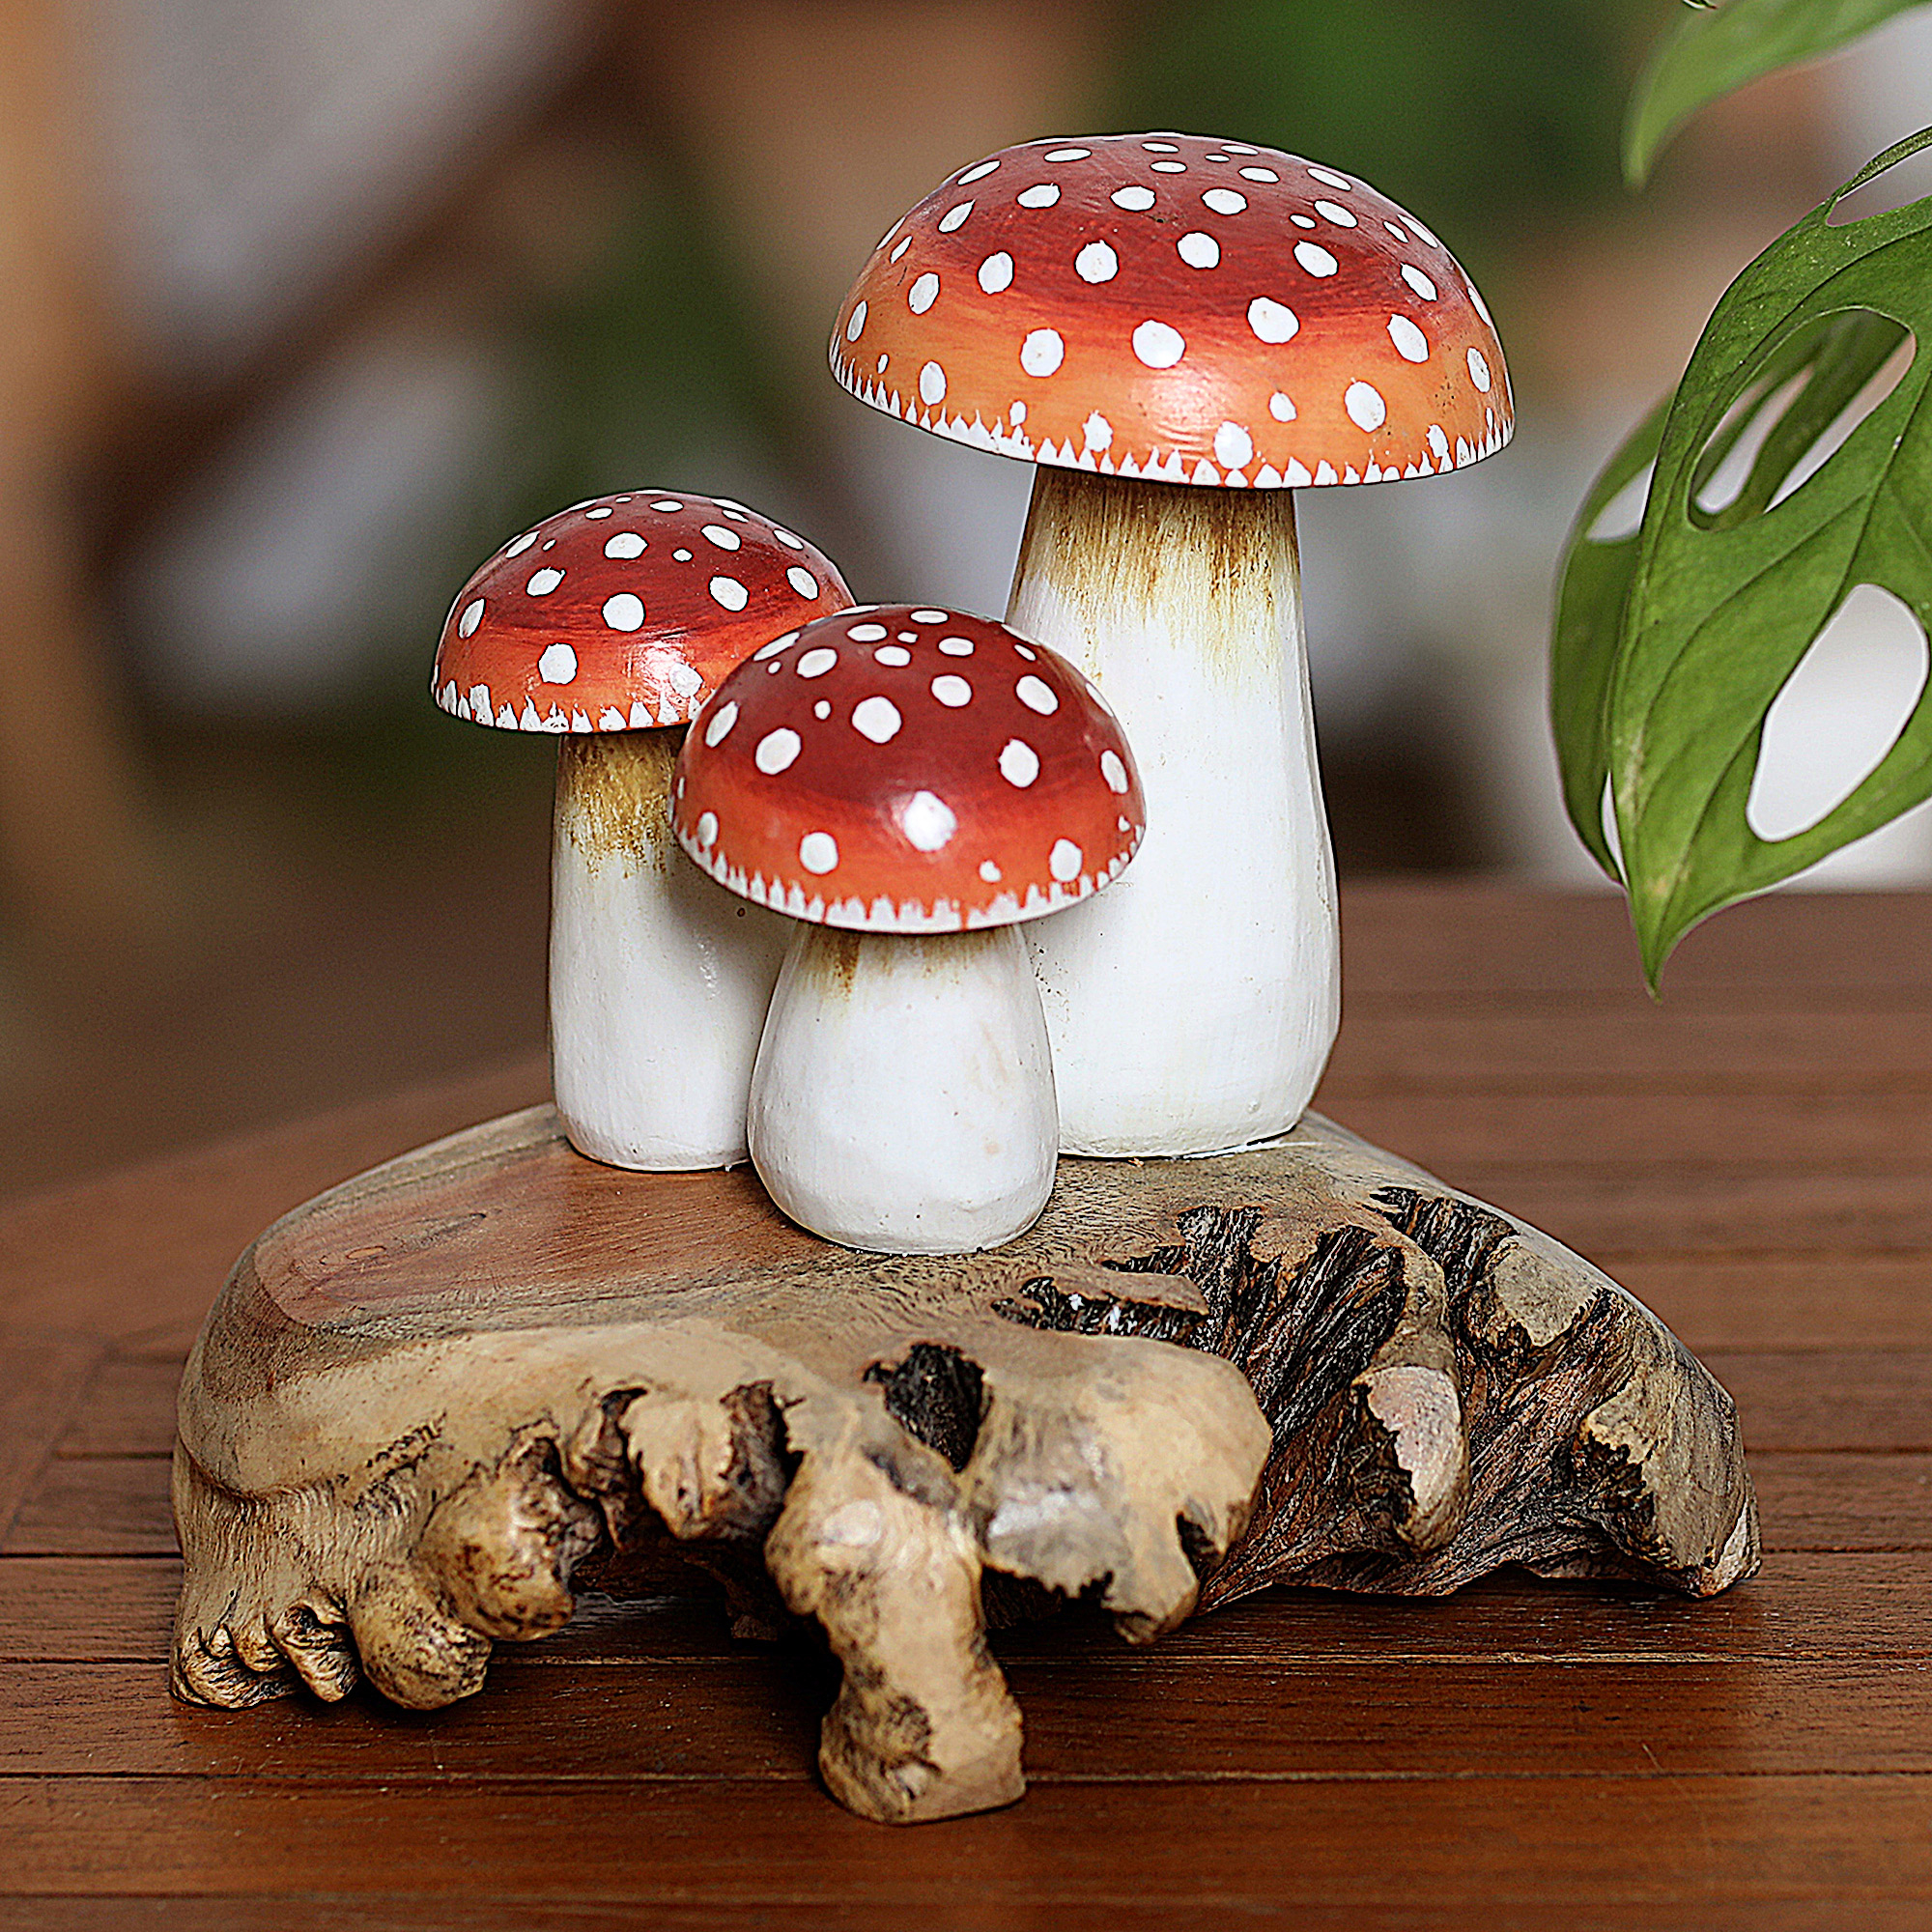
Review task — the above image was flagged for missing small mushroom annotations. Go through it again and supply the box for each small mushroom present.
[433,491,853,1169]
[671,604,1145,1253]
[830,134,1512,1156]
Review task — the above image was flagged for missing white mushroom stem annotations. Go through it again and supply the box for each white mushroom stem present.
[551,731,788,1169]
[747,924,1057,1254]
[1006,469,1339,1157]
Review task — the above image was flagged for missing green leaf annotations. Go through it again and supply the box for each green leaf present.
[1570,129,1932,987]
[1625,0,1930,186]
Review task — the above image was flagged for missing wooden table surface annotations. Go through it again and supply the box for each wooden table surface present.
[3,880,1928,1928]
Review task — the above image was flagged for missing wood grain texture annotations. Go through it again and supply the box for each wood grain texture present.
[0,885,1925,1918]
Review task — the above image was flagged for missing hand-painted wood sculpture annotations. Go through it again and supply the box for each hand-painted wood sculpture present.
[173,137,1757,1829]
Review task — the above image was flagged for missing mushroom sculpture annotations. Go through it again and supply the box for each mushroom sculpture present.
[830,134,1512,1156]
[671,604,1145,1254]
[433,491,853,1169]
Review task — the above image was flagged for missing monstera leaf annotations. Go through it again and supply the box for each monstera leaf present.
[1551,130,1932,985]
[1626,0,1930,185]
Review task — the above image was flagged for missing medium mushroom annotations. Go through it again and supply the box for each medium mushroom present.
[670,603,1144,1254]
[830,134,1512,1156]
[433,491,853,1169]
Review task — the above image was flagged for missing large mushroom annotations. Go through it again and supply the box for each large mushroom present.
[433,491,853,1169]
[830,134,1512,1156]
[671,603,1144,1254]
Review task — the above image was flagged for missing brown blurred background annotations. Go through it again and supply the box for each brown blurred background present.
[3,0,1929,1197]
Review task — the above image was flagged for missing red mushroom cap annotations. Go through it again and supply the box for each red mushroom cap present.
[671,606,1145,932]
[432,492,853,732]
[831,133,1511,489]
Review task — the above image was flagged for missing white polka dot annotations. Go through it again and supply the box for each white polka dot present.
[1402,265,1438,302]
[980,861,1003,883]
[1247,297,1299,343]
[673,550,693,561]
[1467,280,1494,327]
[1021,328,1065,377]
[938,635,975,656]
[852,696,901,743]
[1269,391,1296,421]
[695,810,718,847]
[702,524,741,551]
[773,527,805,550]
[1017,184,1061,209]
[1308,165,1352,189]
[999,739,1040,787]
[957,159,1000,185]
[1314,199,1358,227]
[1388,315,1430,362]
[1132,320,1185,368]
[900,790,956,852]
[920,361,948,405]
[1203,188,1247,215]
[1150,159,1187,173]
[1013,644,1037,660]
[1291,214,1316,229]
[526,568,564,595]
[1177,231,1220,269]
[753,631,798,661]
[898,631,918,641]
[1009,401,1027,424]
[1100,750,1129,793]
[604,532,645,559]
[799,832,838,874]
[813,700,831,721]
[668,662,702,697]
[1226,141,1259,155]
[457,598,484,638]
[503,531,538,557]
[1015,674,1059,715]
[1143,140,1179,152]
[908,272,940,314]
[931,675,972,707]
[1083,411,1112,452]
[785,566,818,598]
[1049,839,1083,882]
[1428,424,1451,463]
[849,622,889,641]
[1294,242,1338,277]
[978,252,1014,295]
[650,499,683,511]
[1043,146,1091,162]
[1385,221,1407,240]
[1238,166,1279,182]
[1213,421,1254,469]
[1075,241,1119,284]
[538,642,578,684]
[756,729,802,774]
[1467,347,1492,392]
[709,577,749,611]
[1407,213,1445,249]
[704,700,740,747]
[1112,185,1156,212]
[1346,381,1388,430]
[845,302,867,342]
[890,238,911,263]
[584,506,613,520]
[798,647,838,678]
[938,201,974,233]
[874,645,912,667]
[602,593,644,632]
[911,609,948,624]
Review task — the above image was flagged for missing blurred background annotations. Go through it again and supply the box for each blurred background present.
[4,0,1930,1196]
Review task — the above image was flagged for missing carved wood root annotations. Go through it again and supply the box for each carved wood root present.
[173,1107,1757,1822]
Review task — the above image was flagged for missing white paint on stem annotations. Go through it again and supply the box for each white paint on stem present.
[1007,471,1339,1155]
[748,923,1057,1253]
[551,733,787,1170]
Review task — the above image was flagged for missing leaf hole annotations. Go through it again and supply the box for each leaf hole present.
[1829,137,1932,226]
[1689,314,1915,531]
[1585,461,1655,544]
[1747,584,1928,842]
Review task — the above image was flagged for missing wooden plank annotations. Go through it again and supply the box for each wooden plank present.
[2,1460,174,1557]
[54,1358,180,1460]
[0,1333,101,1542]
[0,1550,1923,1670]
[0,1776,1925,1904]
[1610,1256,1931,1352]
[1698,1351,1932,1452]
[6,1655,1932,1783]
[1754,1453,1932,1549]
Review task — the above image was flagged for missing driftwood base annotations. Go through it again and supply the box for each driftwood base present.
[173,1107,1758,1823]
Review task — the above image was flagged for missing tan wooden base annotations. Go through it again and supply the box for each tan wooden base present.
[173,1107,1757,1823]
